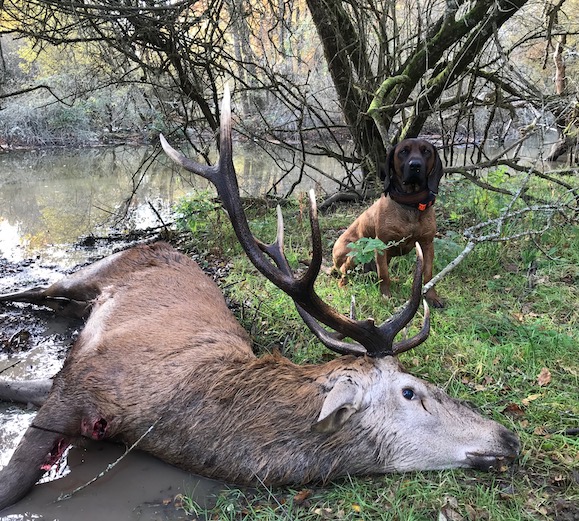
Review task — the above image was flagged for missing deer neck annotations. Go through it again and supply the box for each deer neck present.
[135,354,383,486]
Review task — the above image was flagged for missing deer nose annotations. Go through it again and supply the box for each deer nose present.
[465,429,520,471]
[502,429,521,457]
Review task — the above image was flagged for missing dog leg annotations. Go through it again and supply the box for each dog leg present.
[422,242,444,308]
[333,234,355,288]
[376,251,392,298]
[338,271,348,288]
[337,256,356,287]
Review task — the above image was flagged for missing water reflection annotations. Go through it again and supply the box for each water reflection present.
[0,144,343,263]
[0,146,190,262]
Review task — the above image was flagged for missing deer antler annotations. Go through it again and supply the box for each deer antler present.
[160,85,430,357]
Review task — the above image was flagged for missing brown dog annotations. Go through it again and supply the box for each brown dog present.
[332,138,444,307]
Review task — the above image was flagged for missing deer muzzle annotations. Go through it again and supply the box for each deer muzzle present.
[465,429,520,471]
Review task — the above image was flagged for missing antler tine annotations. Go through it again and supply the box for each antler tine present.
[258,201,367,356]
[161,87,295,293]
[375,242,430,356]
[391,300,430,355]
[161,87,430,358]
[159,135,218,180]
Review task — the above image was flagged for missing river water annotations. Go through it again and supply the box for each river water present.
[0,143,344,264]
[0,143,346,520]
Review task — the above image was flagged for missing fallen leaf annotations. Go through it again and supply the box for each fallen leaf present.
[503,403,524,416]
[293,489,312,504]
[314,507,333,517]
[439,495,464,521]
[533,426,549,436]
[443,495,459,508]
[351,504,361,512]
[522,393,542,406]
[551,474,565,485]
[537,367,552,386]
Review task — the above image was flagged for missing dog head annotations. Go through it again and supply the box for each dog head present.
[380,139,443,195]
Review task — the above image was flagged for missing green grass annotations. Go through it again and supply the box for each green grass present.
[174,175,578,521]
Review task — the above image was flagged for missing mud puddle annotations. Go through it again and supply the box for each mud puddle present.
[0,441,224,521]
[0,240,226,520]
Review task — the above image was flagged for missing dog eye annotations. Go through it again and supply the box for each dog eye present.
[402,388,415,400]
[421,147,432,156]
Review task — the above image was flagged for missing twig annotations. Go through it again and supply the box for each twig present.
[423,241,477,294]
[423,174,562,295]
[57,419,159,502]
[0,360,21,375]
[147,200,170,235]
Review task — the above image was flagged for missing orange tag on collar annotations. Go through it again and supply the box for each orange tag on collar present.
[418,203,427,211]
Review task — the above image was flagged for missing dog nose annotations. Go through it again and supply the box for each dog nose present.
[404,159,424,185]
[408,159,422,171]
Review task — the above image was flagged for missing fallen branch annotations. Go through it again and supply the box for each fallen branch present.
[423,172,566,295]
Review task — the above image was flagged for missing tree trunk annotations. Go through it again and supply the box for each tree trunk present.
[545,36,577,163]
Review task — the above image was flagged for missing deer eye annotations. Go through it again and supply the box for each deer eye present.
[402,388,415,400]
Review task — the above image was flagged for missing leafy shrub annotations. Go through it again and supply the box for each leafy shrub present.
[173,190,219,235]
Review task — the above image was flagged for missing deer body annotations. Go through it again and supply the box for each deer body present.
[0,243,518,510]
[0,88,519,511]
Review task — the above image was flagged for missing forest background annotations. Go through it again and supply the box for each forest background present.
[0,0,578,195]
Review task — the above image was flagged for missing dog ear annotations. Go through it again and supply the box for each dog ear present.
[427,147,444,194]
[379,146,397,192]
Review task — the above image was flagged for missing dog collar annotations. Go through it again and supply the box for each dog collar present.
[387,188,436,211]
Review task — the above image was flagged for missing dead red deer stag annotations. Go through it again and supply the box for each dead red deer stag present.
[0,87,519,511]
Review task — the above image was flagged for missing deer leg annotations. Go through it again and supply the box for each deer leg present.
[0,395,78,510]
[0,286,92,318]
[0,379,53,408]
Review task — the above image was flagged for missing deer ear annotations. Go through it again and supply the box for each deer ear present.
[312,379,363,433]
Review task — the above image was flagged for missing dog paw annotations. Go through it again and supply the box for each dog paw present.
[380,289,392,300]
[425,292,445,308]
